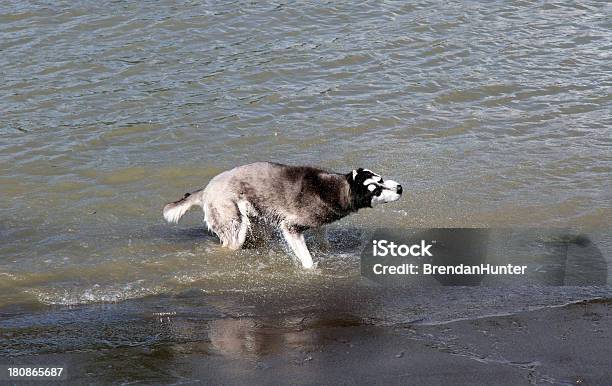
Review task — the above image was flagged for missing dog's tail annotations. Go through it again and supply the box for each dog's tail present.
[163,189,204,224]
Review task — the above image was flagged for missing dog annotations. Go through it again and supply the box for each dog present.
[163,162,402,269]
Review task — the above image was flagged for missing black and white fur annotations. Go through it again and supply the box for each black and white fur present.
[163,162,402,269]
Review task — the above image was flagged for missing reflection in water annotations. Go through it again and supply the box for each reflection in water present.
[211,318,308,358]
[65,303,366,383]
[208,313,363,359]
[211,318,291,358]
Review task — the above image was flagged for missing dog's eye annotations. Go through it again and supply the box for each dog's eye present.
[368,185,383,196]
[363,175,382,186]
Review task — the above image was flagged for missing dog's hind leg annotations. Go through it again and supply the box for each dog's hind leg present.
[205,200,250,250]
[280,222,315,269]
[232,201,252,250]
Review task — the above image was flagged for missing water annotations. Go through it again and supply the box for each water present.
[1,0,611,358]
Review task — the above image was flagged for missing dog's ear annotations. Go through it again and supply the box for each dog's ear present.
[350,168,364,181]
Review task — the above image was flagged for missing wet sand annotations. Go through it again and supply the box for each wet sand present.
[4,298,609,385]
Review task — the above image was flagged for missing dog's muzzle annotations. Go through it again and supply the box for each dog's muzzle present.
[371,180,403,206]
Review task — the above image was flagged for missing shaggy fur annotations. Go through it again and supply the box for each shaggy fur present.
[163,162,402,269]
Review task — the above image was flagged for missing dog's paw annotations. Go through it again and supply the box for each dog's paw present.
[302,261,318,270]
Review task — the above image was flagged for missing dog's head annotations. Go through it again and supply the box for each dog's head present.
[347,168,402,209]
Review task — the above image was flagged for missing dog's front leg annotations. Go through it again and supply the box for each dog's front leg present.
[280,222,315,269]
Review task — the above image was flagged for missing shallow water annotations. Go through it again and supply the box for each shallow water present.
[1,0,611,356]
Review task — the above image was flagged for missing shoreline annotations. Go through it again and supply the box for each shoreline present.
[2,298,609,385]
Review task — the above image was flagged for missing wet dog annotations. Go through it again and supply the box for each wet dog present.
[163,162,402,269]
